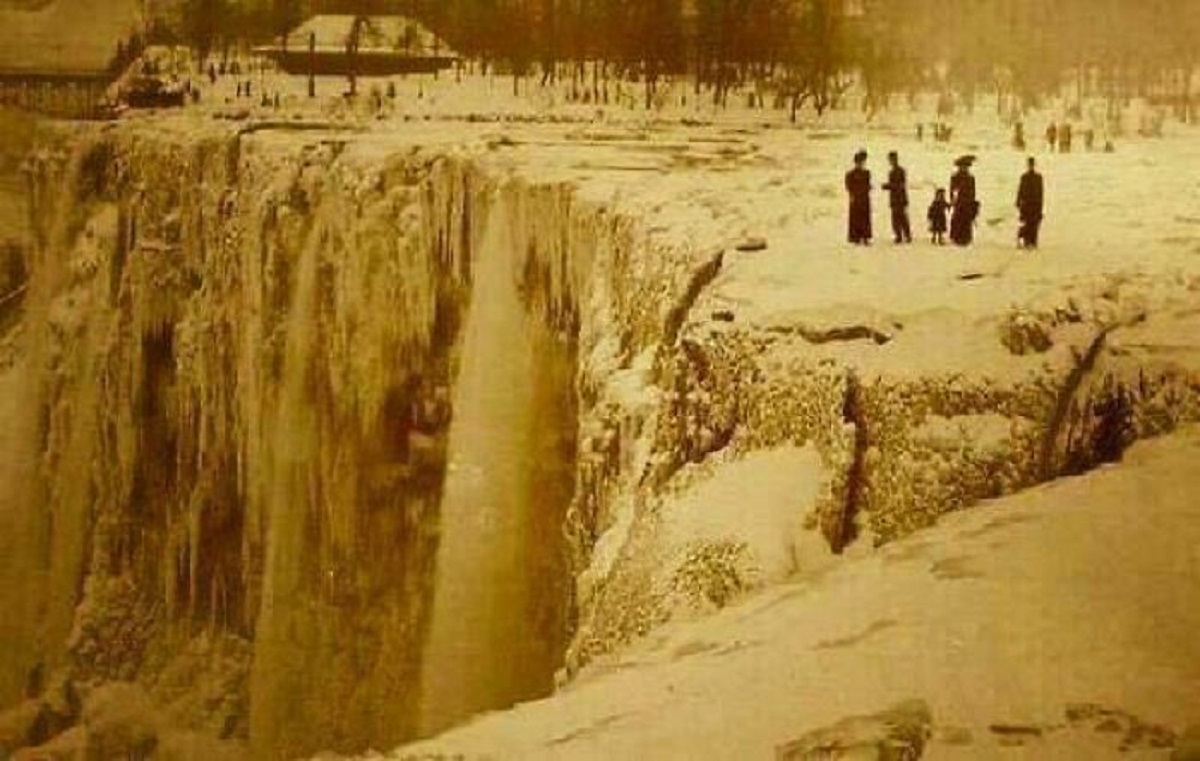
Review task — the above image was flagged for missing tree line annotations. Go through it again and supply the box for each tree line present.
[168,0,1200,120]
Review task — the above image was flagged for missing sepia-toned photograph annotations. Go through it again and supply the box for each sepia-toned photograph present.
[1,1,1198,759]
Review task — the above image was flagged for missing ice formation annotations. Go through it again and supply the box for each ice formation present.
[1,115,1199,760]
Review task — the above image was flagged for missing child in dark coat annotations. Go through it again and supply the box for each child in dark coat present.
[927,188,950,245]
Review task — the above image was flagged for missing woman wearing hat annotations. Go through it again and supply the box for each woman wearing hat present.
[845,150,872,245]
[949,155,978,246]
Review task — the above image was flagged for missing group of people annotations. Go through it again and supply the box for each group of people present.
[844,150,1045,249]
[1039,122,1109,154]
[916,122,955,143]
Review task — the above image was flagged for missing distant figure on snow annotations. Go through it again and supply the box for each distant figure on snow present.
[1045,123,1058,152]
[949,156,978,246]
[1013,121,1026,151]
[1059,122,1072,153]
[927,188,950,245]
[1016,157,1045,249]
[882,151,912,244]
[845,150,873,245]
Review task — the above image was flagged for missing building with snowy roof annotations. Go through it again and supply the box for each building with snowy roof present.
[256,14,458,77]
[0,0,137,118]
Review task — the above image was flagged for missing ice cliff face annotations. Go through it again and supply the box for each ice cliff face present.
[2,120,1199,760]
[0,121,719,758]
[2,128,529,756]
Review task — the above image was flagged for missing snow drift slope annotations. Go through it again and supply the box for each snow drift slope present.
[394,429,1200,760]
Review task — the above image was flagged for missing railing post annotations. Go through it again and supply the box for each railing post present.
[308,31,316,98]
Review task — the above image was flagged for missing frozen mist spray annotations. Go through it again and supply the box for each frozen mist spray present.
[417,188,567,737]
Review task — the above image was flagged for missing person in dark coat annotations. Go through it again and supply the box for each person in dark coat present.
[845,150,872,245]
[882,151,912,244]
[949,156,978,246]
[1016,156,1045,249]
[927,188,950,245]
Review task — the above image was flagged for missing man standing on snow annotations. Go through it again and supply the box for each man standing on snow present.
[845,150,873,245]
[882,150,912,244]
[1016,157,1045,249]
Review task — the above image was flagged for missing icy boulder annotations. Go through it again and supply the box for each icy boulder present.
[657,446,831,615]
[998,309,1055,355]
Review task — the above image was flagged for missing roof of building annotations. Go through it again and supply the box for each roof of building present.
[0,0,139,74]
[285,14,457,59]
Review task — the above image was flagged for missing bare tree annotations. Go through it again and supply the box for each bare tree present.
[181,0,229,62]
[776,0,849,120]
